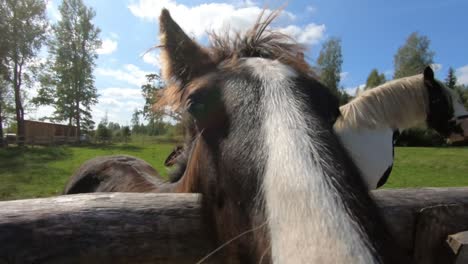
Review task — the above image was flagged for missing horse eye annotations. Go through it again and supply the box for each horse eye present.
[187,101,205,116]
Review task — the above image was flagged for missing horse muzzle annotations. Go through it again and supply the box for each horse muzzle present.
[448,118,468,143]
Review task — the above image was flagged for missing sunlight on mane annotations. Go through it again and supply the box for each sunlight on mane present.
[335,74,429,130]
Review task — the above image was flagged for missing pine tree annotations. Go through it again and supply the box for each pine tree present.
[365,69,386,90]
[1,0,47,144]
[445,67,457,89]
[394,32,434,79]
[34,0,100,136]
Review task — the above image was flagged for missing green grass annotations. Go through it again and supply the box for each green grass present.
[0,144,467,201]
[384,147,468,188]
[0,142,175,201]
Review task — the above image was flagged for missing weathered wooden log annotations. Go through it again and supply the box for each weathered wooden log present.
[412,204,468,264]
[0,188,468,263]
[0,193,218,264]
[447,231,468,264]
[373,187,468,256]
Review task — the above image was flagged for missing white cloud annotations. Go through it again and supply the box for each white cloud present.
[96,64,152,87]
[25,105,56,122]
[456,65,468,85]
[93,87,145,125]
[306,5,317,13]
[128,0,324,45]
[430,63,443,73]
[94,64,154,124]
[109,32,119,39]
[384,69,393,78]
[344,84,365,96]
[100,87,142,101]
[279,23,326,45]
[340,72,349,81]
[46,0,61,21]
[142,51,161,68]
[97,38,118,55]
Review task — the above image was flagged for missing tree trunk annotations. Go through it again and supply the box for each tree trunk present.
[13,59,24,146]
[0,87,4,148]
[76,100,80,140]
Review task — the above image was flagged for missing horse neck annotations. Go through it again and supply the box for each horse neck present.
[337,76,429,131]
[173,135,208,193]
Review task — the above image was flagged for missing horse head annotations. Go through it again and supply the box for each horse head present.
[423,66,468,142]
[158,9,400,263]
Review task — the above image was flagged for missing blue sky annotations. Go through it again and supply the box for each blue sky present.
[29,0,468,125]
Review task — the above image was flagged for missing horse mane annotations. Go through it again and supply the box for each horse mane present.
[155,9,316,112]
[335,74,429,130]
[209,10,313,76]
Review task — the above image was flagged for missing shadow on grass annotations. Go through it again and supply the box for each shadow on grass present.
[0,146,72,171]
[78,143,144,152]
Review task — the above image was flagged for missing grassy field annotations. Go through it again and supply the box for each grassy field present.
[0,143,467,201]
[386,147,468,188]
[0,141,175,201]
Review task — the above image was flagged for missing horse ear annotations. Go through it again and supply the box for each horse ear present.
[423,66,435,81]
[159,9,215,87]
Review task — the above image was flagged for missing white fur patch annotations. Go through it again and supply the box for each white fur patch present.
[335,127,394,189]
[244,58,378,264]
[448,88,468,118]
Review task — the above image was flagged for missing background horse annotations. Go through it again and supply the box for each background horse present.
[65,9,404,263]
[64,146,187,194]
[63,155,176,194]
[334,66,468,190]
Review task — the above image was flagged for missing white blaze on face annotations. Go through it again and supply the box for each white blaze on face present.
[244,58,379,264]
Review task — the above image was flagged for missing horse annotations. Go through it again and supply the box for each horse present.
[64,9,404,263]
[63,155,174,194]
[156,9,407,263]
[63,145,191,194]
[334,66,468,190]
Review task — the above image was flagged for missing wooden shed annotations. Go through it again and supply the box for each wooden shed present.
[24,120,78,144]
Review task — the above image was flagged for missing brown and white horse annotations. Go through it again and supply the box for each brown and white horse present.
[65,9,404,263]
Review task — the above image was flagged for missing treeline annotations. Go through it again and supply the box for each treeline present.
[316,32,468,146]
[0,0,100,147]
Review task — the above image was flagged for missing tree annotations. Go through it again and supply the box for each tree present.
[141,74,166,135]
[317,37,343,95]
[365,69,386,90]
[34,0,100,137]
[445,67,457,90]
[1,0,48,145]
[0,82,8,147]
[131,109,141,134]
[394,32,434,79]
[122,126,131,143]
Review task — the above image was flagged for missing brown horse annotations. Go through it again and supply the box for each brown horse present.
[63,145,187,194]
[65,9,405,263]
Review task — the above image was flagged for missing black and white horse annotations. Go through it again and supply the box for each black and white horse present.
[334,66,468,189]
[155,9,403,263]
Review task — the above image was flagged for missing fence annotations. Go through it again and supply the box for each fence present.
[0,188,467,263]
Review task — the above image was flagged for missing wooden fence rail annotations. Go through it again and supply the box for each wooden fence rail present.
[0,188,468,263]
